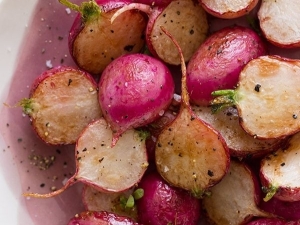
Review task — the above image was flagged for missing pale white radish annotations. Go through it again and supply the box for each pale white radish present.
[155,27,230,197]
[258,0,300,48]
[192,106,283,158]
[211,55,300,139]
[200,0,259,19]
[260,132,300,202]
[202,160,271,225]
[23,118,148,198]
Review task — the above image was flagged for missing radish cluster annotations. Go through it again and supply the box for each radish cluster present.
[17,0,300,224]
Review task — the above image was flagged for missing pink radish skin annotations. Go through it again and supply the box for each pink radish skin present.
[98,53,175,146]
[133,0,173,6]
[187,26,267,106]
[136,171,201,225]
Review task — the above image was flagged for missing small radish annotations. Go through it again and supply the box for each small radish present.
[98,53,175,146]
[199,0,259,19]
[136,170,201,225]
[59,0,147,75]
[211,55,300,139]
[260,132,300,202]
[202,160,271,225]
[111,0,209,65]
[19,66,102,145]
[67,211,141,225]
[155,27,230,197]
[23,118,148,198]
[187,25,267,106]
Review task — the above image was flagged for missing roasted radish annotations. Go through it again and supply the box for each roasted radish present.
[155,27,230,197]
[24,118,148,198]
[111,0,209,65]
[211,55,300,139]
[98,53,174,146]
[67,211,141,225]
[136,170,201,225]
[187,25,267,106]
[60,0,147,75]
[199,0,259,19]
[258,0,300,48]
[202,160,271,225]
[19,66,101,145]
[260,132,300,202]
[192,105,282,158]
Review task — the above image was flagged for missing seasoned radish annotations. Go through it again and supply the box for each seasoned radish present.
[67,211,141,225]
[192,106,282,158]
[111,0,209,65]
[199,0,259,19]
[24,118,148,198]
[82,185,139,220]
[258,0,300,48]
[98,53,174,146]
[136,171,201,225]
[187,25,267,106]
[19,66,101,145]
[260,132,300,202]
[211,55,300,139]
[155,27,230,197]
[60,0,147,75]
[202,160,271,225]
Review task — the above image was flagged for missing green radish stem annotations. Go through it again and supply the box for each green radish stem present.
[210,89,237,113]
[58,0,101,23]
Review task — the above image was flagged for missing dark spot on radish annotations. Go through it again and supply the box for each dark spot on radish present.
[280,162,285,166]
[254,84,261,92]
[40,183,45,188]
[90,29,93,32]
[82,148,87,152]
[293,114,298,119]
[177,11,180,15]
[68,79,72,86]
[208,170,214,177]
[124,45,135,52]
[157,143,162,147]
[163,13,166,17]
[190,29,194,35]
[110,30,114,33]
[99,157,104,163]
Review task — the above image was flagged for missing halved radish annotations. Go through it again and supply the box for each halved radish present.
[155,27,230,197]
[23,118,148,198]
[202,160,271,225]
[258,0,300,48]
[260,132,300,202]
[192,105,283,158]
[211,55,300,139]
[19,66,102,145]
[199,0,259,19]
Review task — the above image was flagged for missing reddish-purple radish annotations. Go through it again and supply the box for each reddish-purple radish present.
[202,160,271,225]
[260,132,300,202]
[67,211,141,225]
[19,66,102,145]
[111,0,209,65]
[211,55,300,139]
[59,0,147,75]
[133,0,173,6]
[192,105,283,158]
[136,170,201,225]
[155,27,230,197]
[98,53,175,146]
[199,0,259,19]
[82,185,140,220]
[23,118,148,198]
[258,0,300,48]
[187,25,267,106]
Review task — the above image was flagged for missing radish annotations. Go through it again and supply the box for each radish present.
[23,118,148,198]
[202,160,271,225]
[133,0,173,6]
[211,55,300,139]
[246,218,300,225]
[258,0,300,48]
[98,53,175,146]
[136,170,201,225]
[199,0,259,19]
[155,27,230,197]
[187,25,267,106]
[19,66,102,145]
[192,105,283,158]
[67,211,141,225]
[111,0,209,65]
[60,0,147,75]
[82,185,139,220]
[260,132,300,202]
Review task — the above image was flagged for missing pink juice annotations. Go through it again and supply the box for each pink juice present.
[0,1,85,224]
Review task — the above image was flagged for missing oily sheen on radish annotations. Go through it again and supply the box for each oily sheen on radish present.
[98,53,175,146]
